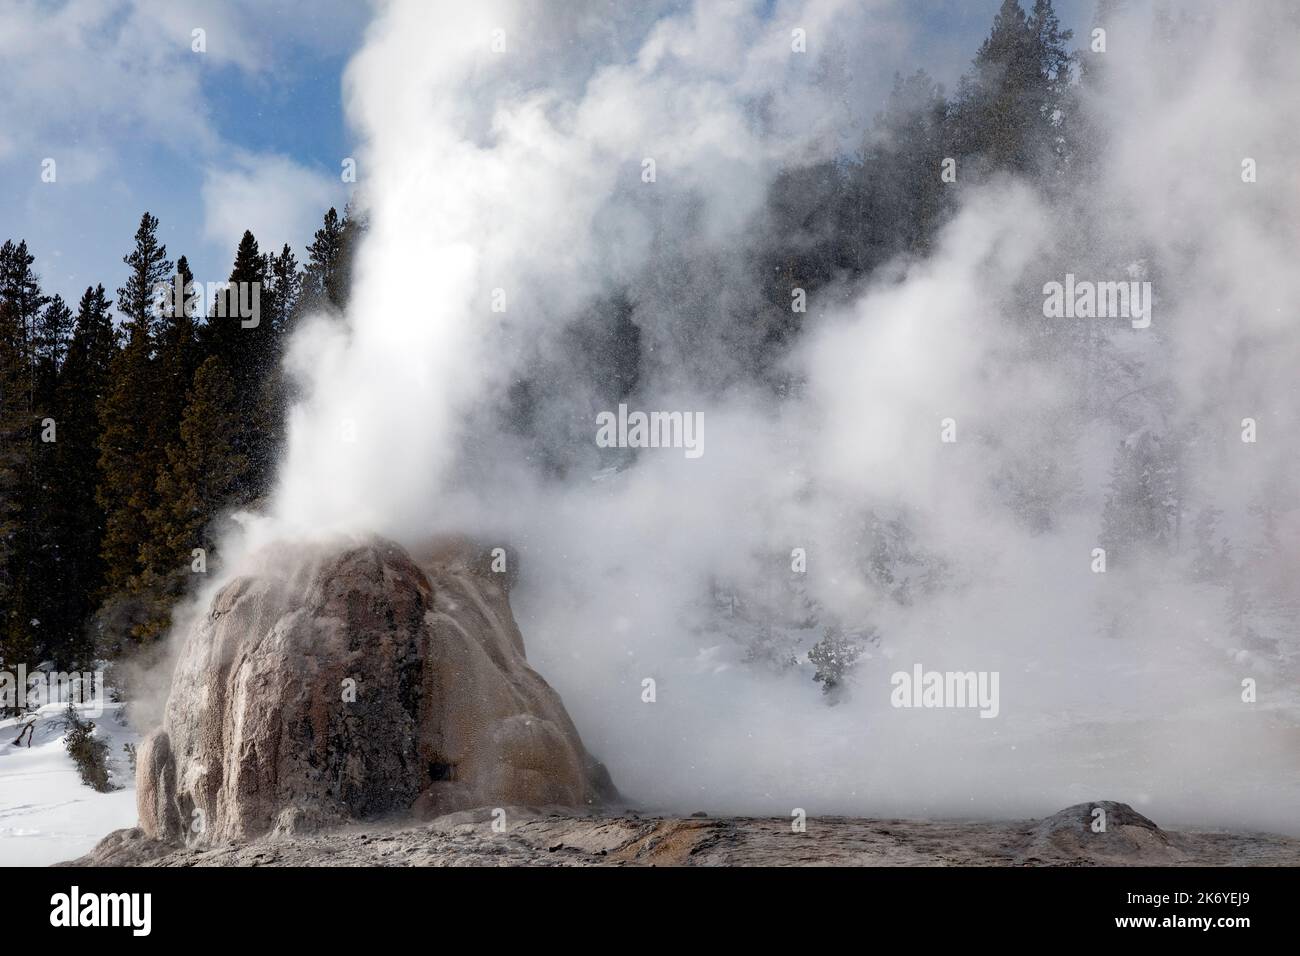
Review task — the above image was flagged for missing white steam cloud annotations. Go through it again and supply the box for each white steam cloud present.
[234,1,1298,832]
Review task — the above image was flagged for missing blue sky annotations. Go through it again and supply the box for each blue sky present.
[0,0,366,309]
[0,0,1091,312]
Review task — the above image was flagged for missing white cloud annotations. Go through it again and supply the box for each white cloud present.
[201,152,342,258]
[0,0,216,161]
[0,0,372,172]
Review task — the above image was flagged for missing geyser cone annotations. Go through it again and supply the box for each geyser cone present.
[136,536,617,843]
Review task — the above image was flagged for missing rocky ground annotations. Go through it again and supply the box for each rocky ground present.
[65,801,1300,867]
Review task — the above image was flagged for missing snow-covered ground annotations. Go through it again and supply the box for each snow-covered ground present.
[0,700,140,867]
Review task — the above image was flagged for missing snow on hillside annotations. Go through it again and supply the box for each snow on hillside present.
[0,699,139,867]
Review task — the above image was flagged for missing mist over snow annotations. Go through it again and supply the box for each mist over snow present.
[214,1,1299,831]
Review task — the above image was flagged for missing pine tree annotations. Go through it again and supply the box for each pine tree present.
[62,286,118,391]
[17,288,111,666]
[809,625,868,697]
[16,293,77,664]
[201,231,263,373]
[267,243,302,335]
[97,323,154,596]
[0,240,50,429]
[953,0,1073,178]
[98,213,171,599]
[1027,0,1076,173]
[34,295,72,381]
[0,240,54,667]
[153,255,200,452]
[0,248,32,664]
[138,356,248,639]
[48,286,118,662]
[250,243,302,489]
[854,70,952,260]
[117,213,173,338]
[303,206,359,311]
[0,290,25,623]
[199,231,273,500]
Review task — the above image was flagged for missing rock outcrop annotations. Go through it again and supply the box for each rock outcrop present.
[1021,800,1180,863]
[135,536,616,844]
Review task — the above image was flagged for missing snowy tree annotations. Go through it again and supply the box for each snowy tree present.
[809,625,873,698]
